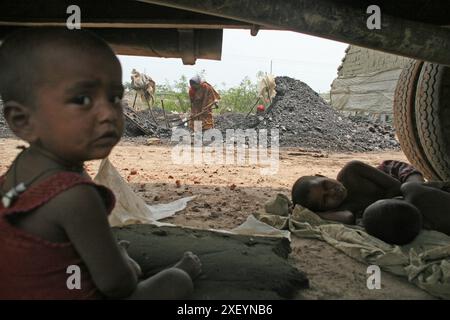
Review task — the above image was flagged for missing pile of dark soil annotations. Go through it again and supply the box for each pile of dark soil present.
[215,77,399,152]
[1,78,400,153]
[124,104,183,138]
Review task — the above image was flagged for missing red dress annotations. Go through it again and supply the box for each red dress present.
[0,172,115,299]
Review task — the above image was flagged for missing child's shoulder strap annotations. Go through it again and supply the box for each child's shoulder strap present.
[0,171,115,216]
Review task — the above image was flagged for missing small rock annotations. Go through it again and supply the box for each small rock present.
[210,212,220,218]
[146,137,162,145]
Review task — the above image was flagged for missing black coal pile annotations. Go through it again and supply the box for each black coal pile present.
[348,114,397,140]
[214,112,259,132]
[215,77,399,152]
[124,106,182,138]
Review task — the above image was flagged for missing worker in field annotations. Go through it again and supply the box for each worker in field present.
[188,75,220,131]
[130,68,156,108]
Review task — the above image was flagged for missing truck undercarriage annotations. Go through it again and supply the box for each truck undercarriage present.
[1,0,449,179]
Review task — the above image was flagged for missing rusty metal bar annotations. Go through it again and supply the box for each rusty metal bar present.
[2,27,224,62]
[140,0,450,65]
[0,20,268,30]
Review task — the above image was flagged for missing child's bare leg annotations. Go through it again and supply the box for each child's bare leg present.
[405,173,425,183]
[401,182,450,234]
[127,268,193,300]
[127,251,201,300]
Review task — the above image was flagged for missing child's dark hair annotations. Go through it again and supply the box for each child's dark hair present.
[363,199,422,245]
[0,27,116,107]
[292,176,320,211]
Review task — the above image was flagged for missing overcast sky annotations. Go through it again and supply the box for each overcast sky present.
[118,29,348,94]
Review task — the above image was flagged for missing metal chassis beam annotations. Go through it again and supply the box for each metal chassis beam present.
[140,0,450,65]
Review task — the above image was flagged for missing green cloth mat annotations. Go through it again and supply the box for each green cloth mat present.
[256,205,450,299]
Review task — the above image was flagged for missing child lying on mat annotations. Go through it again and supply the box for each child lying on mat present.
[291,160,450,245]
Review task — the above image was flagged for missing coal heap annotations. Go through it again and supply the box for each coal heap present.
[124,105,181,138]
[0,78,400,153]
[215,77,399,152]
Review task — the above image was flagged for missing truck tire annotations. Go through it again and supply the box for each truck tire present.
[415,62,450,180]
[393,60,440,180]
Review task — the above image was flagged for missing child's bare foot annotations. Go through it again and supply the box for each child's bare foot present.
[173,251,202,279]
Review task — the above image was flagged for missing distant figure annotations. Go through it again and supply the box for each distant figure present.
[130,68,156,109]
[188,75,220,131]
[258,74,276,104]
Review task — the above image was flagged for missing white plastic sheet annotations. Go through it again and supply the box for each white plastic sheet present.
[93,158,194,227]
[231,214,291,240]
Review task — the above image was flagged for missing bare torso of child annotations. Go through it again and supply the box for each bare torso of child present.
[335,161,401,218]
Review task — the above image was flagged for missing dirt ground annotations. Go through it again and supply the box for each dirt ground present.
[0,137,434,299]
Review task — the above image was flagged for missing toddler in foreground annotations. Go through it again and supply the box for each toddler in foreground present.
[0,28,201,299]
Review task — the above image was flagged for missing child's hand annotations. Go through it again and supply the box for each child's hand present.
[118,240,143,278]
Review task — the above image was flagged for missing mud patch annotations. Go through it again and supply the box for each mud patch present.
[112,224,309,299]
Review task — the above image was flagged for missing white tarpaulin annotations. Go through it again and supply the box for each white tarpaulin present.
[93,158,194,227]
[330,45,412,119]
[330,69,403,115]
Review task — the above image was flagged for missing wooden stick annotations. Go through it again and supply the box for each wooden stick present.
[245,96,261,118]
[161,99,170,129]
[178,100,218,126]
[143,94,159,128]
[131,92,138,109]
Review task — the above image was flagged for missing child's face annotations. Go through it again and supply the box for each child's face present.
[307,177,347,211]
[31,46,124,163]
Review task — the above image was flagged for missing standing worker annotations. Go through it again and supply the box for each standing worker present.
[188,75,220,131]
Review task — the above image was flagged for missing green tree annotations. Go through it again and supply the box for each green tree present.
[218,76,259,113]
[155,76,191,112]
